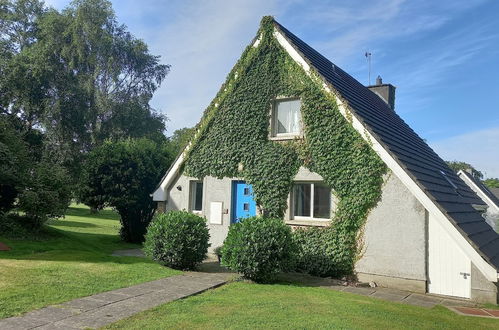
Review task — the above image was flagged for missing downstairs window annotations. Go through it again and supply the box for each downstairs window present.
[190,181,203,212]
[293,182,331,220]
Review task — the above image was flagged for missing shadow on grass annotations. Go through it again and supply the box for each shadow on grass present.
[49,220,98,228]
[275,272,343,288]
[197,261,234,274]
[64,206,119,221]
[0,229,151,265]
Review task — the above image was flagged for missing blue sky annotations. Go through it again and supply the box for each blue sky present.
[46,0,499,177]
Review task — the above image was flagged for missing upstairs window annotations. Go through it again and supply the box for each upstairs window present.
[293,182,331,220]
[271,99,302,138]
[190,181,203,212]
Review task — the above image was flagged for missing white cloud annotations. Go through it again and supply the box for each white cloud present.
[116,0,283,132]
[430,127,499,178]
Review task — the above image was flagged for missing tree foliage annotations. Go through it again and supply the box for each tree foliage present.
[1,0,169,183]
[167,127,195,156]
[0,116,71,228]
[446,161,483,179]
[484,178,499,189]
[81,138,172,242]
[1,0,170,229]
[0,117,29,213]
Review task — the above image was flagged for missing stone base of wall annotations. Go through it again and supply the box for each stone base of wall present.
[156,201,166,213]
[471,287,498,304]
[356,272,426,293]
[471,263,498,304]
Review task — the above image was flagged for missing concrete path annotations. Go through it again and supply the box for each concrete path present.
[0,272,232,330]
[279,273,479,309]
[327,285,477,308]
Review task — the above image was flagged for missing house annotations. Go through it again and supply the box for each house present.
[492,188,499,200]
[458,169,499,231]
[153,17,499,303]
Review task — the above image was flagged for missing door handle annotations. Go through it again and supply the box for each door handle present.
[460,272,470,279]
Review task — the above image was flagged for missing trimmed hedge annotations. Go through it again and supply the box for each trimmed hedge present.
[143,211,210,270]
[221,216,296,282]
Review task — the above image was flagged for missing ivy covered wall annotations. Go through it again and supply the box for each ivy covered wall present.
[183,17,387,275]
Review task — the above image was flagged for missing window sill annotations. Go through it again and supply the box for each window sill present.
[191,210,203,215]
[285,219,330,227]
[269,134,302,141]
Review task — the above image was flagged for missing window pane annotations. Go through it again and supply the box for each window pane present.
[313,184,331,219]
[276,99,301,134]
[193,182,203,211]
[276,101,290,133]
[294,184,311,217]
[288,100,301,133]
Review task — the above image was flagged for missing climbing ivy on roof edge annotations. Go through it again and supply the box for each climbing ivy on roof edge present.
[183,16,387,276]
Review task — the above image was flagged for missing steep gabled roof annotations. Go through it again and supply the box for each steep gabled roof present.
[459,170,499,212]
[273,20,499,269]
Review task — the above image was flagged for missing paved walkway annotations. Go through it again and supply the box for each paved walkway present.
[279,273,481,309]
[0,272,232,330]
[328,285,499,318]
[327,284,477,308]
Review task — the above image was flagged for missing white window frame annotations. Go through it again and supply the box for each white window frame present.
[270,97,303,140]
[189,180,203,214]
[292,182,331,221]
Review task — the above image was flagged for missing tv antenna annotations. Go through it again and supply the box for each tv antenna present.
[365,51,372,85]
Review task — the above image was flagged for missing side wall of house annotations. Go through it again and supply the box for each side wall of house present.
[355,172,427,292]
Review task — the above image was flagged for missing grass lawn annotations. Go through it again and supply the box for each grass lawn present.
[0,204,180,319]
[105,282,499,330]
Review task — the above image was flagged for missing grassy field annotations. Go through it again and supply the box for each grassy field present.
[0,204,180,319]
[105,281,499,330]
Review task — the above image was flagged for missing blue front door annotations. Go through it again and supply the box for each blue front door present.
[232,181,257,223]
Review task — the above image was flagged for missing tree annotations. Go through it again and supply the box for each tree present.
[484,178,499,188]
[1,116,71,228]
[81,138,172,242]
[167,127,195,156]
[0,117,28,213]
[1,0,170,183]
[18,160,71,227]
[446,161,483,179]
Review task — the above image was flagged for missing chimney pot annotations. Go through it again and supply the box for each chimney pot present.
[376,75,382,85]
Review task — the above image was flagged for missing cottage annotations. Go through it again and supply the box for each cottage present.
[458,169,499,231]
[153,17,499,303]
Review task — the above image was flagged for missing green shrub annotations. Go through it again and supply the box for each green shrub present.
[293,227,353,277]
[221,216,296,282]
[0,213,41,238]
[213,245,223,262]
[81,138,173,243]
[143,211,210,270]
